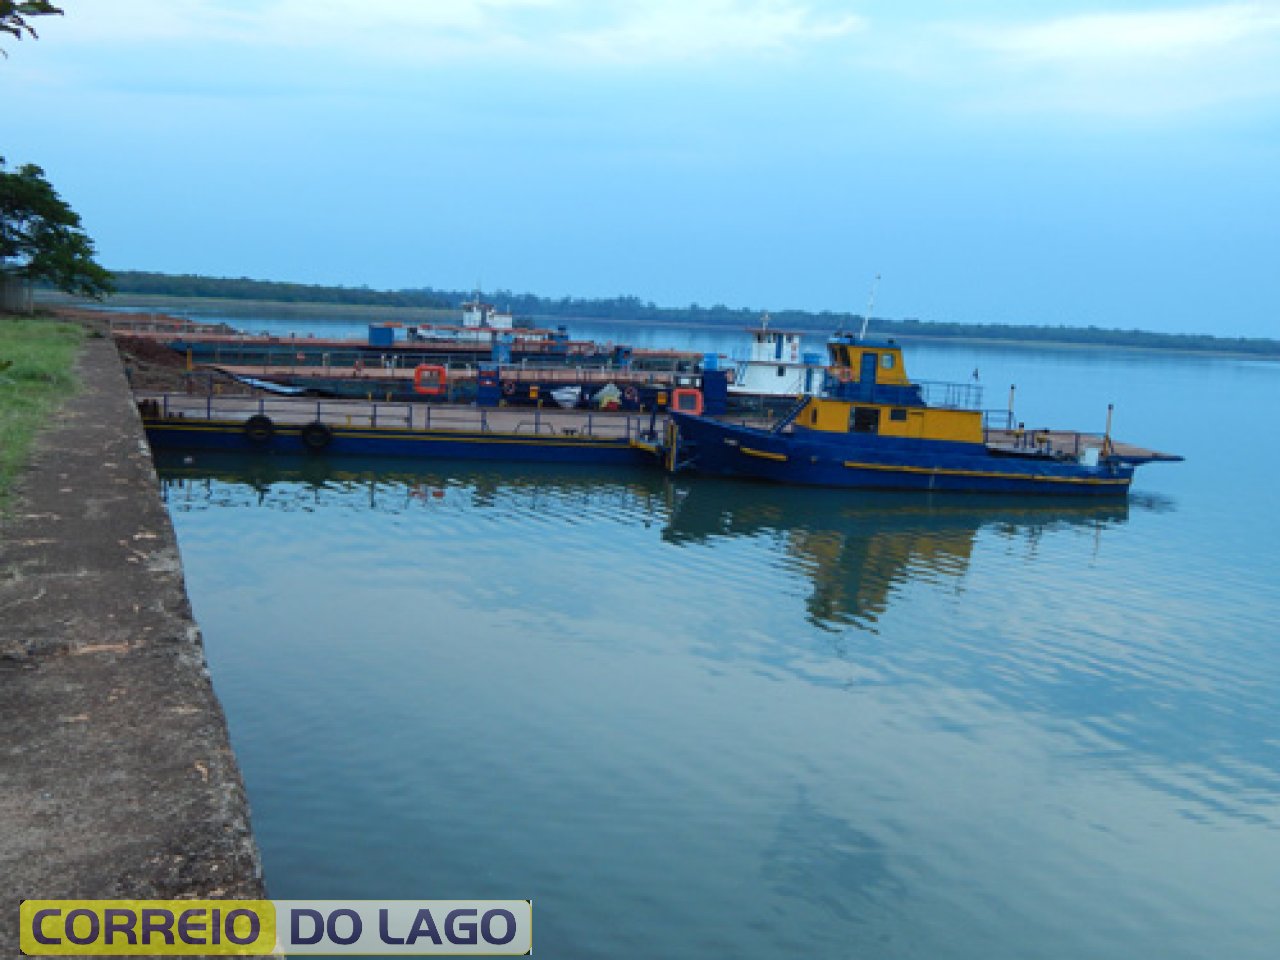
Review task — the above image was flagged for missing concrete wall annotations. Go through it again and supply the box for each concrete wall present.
[0,327,266,954]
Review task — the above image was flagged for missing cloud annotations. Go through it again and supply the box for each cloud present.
[955,3,1280,65]
[28,1,1280,119]
[936,3,1280,116]
[561,1,864,64]
[43,0,861,64]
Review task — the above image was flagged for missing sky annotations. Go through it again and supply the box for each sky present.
[4,1,1279,336]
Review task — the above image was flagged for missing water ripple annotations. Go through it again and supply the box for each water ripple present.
[159,452,1280,959]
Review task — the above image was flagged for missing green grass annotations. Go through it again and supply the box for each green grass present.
[0,314,85,507]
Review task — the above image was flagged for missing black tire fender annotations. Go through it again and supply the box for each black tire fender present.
[301,421,333,451]
[243,414,274,444]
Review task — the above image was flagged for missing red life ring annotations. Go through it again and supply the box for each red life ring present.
[623,385,639,403]
[502,380,515,396]
[413,364,447,396]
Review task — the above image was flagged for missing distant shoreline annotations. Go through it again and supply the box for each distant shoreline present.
[38,290,1280,361]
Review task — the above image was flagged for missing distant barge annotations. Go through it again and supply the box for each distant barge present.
[112,308,703,376]
[111,310,818,415]
[114,310,714,411]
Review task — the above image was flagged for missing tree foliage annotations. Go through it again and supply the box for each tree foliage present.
[109,271,452,310]
[105,271,1280,357]
[0,157,113,299]
[0,1,62,52]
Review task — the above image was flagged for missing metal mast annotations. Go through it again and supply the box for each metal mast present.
[858,273,880,341]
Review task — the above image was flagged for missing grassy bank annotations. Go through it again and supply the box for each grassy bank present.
[0,315,84,506]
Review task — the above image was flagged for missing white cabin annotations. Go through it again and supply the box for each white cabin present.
[747,326,802,364]
[461,299,515,330]
[728,322,826,398]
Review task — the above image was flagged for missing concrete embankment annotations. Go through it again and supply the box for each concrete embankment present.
[0,332,264,953]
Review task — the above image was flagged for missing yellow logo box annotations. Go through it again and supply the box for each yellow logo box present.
[20,900,276,956]
[21,900,533,956]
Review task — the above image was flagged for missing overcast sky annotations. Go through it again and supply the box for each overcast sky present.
[5,1,1279,335]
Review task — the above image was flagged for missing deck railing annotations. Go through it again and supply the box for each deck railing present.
[915,380,984,410]
[137,393,659,443]
[983,425,1091,458]
[982,409,1017,431]
[819,375,986,411]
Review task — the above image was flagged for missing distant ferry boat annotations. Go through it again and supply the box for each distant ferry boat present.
[666,333,1182,496]
[405,298,536,345]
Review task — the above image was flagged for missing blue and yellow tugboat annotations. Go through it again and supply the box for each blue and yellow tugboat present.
[665,334,1181,496]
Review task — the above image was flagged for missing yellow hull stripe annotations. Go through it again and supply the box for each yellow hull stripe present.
[740,446,788,462]
[841,459,1129,486]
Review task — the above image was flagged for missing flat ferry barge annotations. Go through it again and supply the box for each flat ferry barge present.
[138,393,666,467]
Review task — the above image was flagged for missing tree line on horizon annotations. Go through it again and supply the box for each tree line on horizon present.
[101,271,1280,357]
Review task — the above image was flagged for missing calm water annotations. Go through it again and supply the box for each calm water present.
[155,333,1280,959]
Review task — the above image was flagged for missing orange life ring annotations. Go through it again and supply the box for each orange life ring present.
[832,366,854,383]
[671,387,704,415]
[413,364,447,396]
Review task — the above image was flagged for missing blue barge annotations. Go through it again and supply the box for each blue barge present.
[138,394,662,468]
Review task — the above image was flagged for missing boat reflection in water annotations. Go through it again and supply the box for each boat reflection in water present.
[154,451,671,513]
[156,450,1141,638]
[660,478,1132,631]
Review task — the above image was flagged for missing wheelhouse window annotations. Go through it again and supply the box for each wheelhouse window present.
[850,407,881,434]
[881,354,896,369]
[890,408,908,422]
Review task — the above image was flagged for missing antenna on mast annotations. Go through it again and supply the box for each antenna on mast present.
[858,273,880,341]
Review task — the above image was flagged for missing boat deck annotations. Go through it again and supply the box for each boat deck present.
[210,363,674,387]
[984,428,1182,463]
[136,392,664,441]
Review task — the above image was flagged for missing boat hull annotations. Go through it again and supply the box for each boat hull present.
[669,413,1134,496]
[143,418,653,467]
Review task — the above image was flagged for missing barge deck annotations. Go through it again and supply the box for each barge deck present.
[138,394,671,466]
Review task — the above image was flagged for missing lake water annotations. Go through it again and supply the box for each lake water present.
[152,316,1280,959]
